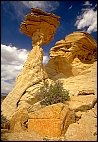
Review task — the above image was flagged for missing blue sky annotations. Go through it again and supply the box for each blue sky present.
[1,1,97,93]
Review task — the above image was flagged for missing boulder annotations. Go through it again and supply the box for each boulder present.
[45,31,97,79]
[9,108,28,131]
[65,109,97,141]
[18,82,44,107]
[28,103,75,138]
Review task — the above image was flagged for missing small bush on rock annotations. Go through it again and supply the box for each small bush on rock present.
[39,81,70,106]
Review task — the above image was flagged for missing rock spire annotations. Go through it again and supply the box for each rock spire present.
[1,8,60,119]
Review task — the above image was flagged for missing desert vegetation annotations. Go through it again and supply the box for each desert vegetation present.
[38,81,70,106]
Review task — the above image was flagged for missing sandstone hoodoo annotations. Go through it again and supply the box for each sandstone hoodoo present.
[1,8,60,119]
[1,8,97,141]
[20,8,60,45]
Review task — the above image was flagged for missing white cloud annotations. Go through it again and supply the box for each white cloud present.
[1,80,14,94]
[75,3,97,33]
[1,44,49,93]
[83,1,92,6]
[2,1,59,20]
[21,1,59,12]
[43,55,50,64]
[68,5,72,10]
[1,44,28,93]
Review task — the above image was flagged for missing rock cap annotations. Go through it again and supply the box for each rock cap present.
[20,8,60,44]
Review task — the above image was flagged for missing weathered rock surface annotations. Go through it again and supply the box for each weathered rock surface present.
[9,108,28,131]
[77,89,95,95]
[59,61,97,97]
[50,32,96,62]
[68,95,96,110]
[1,8,60,120]
[18,82,44,108]
[45,31,97,79]
[65,108,97,141]
[1,8,97,141]
[1,45,47,119]
[28,103,75,138]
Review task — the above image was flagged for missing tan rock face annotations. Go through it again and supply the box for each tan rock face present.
[28,103,66,119]
[45,31,97,79]
[65,109,97,141]
[28,103,75,138]
[45,56,73,79]
[50,32,96,63]
[1,8,60,120]
[61,61,97,97]
[63,90,97,141]
[9,108,28,132]
[2,131,44,141]
[1,7,97,141]
[1,45,47,119]
[68,95,96,110]
[28,119,62,138]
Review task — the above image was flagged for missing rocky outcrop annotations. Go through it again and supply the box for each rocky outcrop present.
[68,95,96,111]
[1,8,60,119]
[8,95,97,139]
[45,31,97,79]
[1,8,97,141]
[9,108,28,131]
[63,90,97,141]
[1,45,47,119]
[65,108,97,141]
[53,61,97,97]
[28,103,75,138]
[50,32,96,62]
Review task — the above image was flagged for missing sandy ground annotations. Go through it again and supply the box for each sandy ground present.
[1,129,65,141]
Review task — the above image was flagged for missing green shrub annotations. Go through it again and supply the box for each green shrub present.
[39,81,70,106]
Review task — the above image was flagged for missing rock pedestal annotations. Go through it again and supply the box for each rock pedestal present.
[1,8,60,119]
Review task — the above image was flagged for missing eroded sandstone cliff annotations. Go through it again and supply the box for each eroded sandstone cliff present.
[1,8,97,141]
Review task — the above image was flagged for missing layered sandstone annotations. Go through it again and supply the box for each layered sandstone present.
[50,32,96,62]
[20,8,60,45]
[45,31,97,79]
